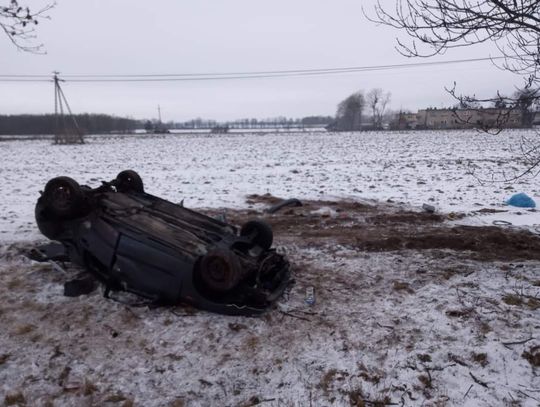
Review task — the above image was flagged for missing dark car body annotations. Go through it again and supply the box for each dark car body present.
[35,171,291,315]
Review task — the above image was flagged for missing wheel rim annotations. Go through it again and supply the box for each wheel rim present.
[200,250,240,292]
[206,257,231,283]
[50,184,73,211]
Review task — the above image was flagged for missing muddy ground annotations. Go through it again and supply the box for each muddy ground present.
[232,194,540,262]
[1,197,539,406]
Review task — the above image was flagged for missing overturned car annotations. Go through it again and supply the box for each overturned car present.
[34,170,291,315]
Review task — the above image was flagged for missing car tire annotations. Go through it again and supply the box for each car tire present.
[198,249,242,292]
[240,220,273,250]
[42,176,85,219]
[116,170,144,193]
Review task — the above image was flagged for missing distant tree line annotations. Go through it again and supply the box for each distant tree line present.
[171,116,334,129]
[0,114,140,135]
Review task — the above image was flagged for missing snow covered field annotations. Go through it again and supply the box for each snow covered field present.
[1,129,540,243]
[1,130,540,406]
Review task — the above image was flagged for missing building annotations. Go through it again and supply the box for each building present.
[393,107,526,130]
[391,111,418,130]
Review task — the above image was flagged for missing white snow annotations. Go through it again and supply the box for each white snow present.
[1,129,540,243]
[1,130,539,406]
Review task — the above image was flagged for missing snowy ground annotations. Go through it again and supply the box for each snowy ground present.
[1,130,540,406]
[1,129,540,243]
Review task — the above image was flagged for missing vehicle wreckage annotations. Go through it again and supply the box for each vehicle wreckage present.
[33,170,291,315]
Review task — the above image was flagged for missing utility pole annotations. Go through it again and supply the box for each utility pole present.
[53,72,84,144]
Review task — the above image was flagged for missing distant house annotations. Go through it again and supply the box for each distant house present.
[393,107,525,130]
[391,112,419,130]
[418,108,523,129]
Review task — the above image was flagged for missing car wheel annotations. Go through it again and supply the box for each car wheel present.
[42,176,84,219]
[240,220,273,250]
[198,249,242,292]
[116,170,144,193]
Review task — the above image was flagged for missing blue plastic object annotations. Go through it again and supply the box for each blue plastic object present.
[506,192,536,208]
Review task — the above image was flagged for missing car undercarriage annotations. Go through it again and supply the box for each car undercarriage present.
[34,170,291,315]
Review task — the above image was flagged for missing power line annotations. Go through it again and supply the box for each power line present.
[60,56,504,78]
[0,79,50,82]
[0,74,50,78]
[0,55,505,83]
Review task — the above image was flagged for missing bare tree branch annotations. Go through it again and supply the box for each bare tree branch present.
[367,88,392,129]
[0,0,55,52]
[366,0,540,181]
[366,1,540,86]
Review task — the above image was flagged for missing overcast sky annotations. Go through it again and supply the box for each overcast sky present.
[0,0,524,121]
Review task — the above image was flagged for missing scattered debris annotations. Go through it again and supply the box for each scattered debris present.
[304,286,315,306]
[469,372,489,388]
[422,203,436,213]
[506,192,536,208]
[63,275,97,297]
[265,198,303,214]
[492,220,512,226]
[474,208,508,214]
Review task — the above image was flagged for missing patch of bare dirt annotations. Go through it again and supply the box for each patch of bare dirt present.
[210,195,540,262]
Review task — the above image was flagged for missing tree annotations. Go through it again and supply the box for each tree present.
[369,1,540,88]
[493,96,508,109]
[515,87,539,127]
[144,120,154,132]
[301,115,334,126]
[369,1,540,109]
[366,88,391,129]
[335,91,366,131]
[1,0,54,52]
[369,0,540,178]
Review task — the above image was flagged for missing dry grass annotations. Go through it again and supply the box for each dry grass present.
[243,335,260,352]
[82,379,98,396]
[104,392,128,403]
[503,293,540,310]
[318,368,352,399]
[477,321,492,335]
[6,278,23,289]
[471,352,488,367]
[392,281,414,294]
[359,371,381,385]
[0,353,10,365]
[12,323,36,336]
[445,308,473,319]
[319,368,340,396]
[522,346,540,367]
[527,297,540,310]
[418,374,433,389]
[348,388,367,407]
[503,294,524,306]
[4,391,25,406]
[417,354,432,363]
